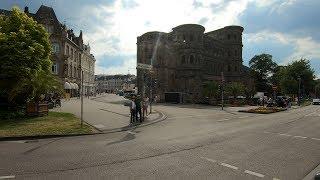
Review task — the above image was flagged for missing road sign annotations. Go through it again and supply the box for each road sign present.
[137,63,152,70]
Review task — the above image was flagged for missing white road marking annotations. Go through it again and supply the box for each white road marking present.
[93,124,105,129]
[273,178,281,180]
[279,133,291,137]
[220,163,239,170]
[6,141,25,144]
[200,157,217,163]
[263,131,273,134]
[127,131,136,135]
[244,170,265,178]
[0,175,15,179]
[311,138,320,141]
[217,118,230,122]
[293,135,307,139]
[238,116,249,119]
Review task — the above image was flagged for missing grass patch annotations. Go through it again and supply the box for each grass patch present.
[0,112,95,138]
[239,107,287,114]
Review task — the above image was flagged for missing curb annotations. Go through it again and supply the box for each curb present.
[100,110,167,134]
[0,110,167,142]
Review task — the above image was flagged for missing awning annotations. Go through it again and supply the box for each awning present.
[64,82,71,89]
[70,83,75,89]
[74,83,79,89]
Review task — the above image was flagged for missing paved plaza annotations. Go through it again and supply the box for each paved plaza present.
[0,94,320,180]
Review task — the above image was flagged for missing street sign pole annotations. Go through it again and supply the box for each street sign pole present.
[81,70,84,128]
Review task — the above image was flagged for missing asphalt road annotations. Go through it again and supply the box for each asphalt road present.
[1,97,320,180]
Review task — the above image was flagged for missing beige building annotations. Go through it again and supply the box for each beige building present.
[82,44,96,95]
[0,5,96,97]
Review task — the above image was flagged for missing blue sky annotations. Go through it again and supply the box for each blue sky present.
[1,0,319,77]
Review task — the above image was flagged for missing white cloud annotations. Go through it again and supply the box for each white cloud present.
[81,0,302,75]
[95,58,136,75]
[246,30,320,64]
[81,0,254,75]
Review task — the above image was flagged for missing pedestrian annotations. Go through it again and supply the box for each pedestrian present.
[135,95,143,123]
[142,96,149,119]
[130,96,136,124]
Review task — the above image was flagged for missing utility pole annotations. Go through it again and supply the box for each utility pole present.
[81,70,84,127]
[221,72,225,110]
[298,77,301,106]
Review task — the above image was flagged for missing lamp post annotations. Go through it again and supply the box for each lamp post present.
[298,76,301,106]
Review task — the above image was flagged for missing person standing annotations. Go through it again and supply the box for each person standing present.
[135,95,143,123]
[129,96,136,124]
[142,96,149,119]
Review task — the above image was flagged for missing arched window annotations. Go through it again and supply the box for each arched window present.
[228,65,231,72]
[234,34,237,39]
[228,34,231,40]
[235,66,238,72]
[190,55,194,64]
[181,55,186,64]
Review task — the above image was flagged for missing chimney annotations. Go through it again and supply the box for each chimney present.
[24,6,29,14]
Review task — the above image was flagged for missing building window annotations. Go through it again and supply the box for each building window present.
[66,45,69,55]
[181,55,186,64]
[235,50,238,56]
[228,65,231,72]
[228,34,231,40]
[234,34,237,39]
[74,51,76,62]
[52,43,60,53]
[52,63,58,74]
[45,25,53,33]
[228,51,231,57]
[235,66,238,72]
[183,35,186,42]
[190,55,194,64]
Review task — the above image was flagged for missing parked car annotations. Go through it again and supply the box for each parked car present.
[313,98,320,105]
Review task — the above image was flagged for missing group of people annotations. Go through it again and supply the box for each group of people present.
[129,95,150,125]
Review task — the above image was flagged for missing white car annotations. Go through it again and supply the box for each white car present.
[313,98,320,105]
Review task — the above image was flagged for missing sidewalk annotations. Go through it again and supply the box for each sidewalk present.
[53,96,164,133]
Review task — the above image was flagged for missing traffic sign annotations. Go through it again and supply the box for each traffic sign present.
[137,63,152,70]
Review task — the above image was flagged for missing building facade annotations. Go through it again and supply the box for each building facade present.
[0,6,96,97]
[137,24,253,102]
[82,44,96,95]
[95,75,136,93]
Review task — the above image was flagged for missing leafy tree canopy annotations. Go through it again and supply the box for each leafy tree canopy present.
[225,82,245,98]
[249,53,278,79]
[278,59,315,96]
[0,7,60,106]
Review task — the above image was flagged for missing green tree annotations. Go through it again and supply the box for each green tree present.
[279,59,315,97]
[225,82,245,99]
[249,54,278,92]
[0,7,58,107]
[315,82,320,97]
[203,81,219,100]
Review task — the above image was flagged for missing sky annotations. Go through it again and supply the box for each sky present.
[1,0,319,77]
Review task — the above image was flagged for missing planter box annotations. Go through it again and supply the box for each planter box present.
[26,102,48,116]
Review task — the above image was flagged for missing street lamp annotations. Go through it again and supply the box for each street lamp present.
[298,76,301,106]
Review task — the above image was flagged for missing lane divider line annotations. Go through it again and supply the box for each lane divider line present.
[217,118,230,122]
[244,170,265,178]
[273,178,281,180]
[311,138,320,141]
[0,175,15,179]
[293,135,307,139]
[220,163,239,170]
[200,157,217,163]
[279,133,291,137]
